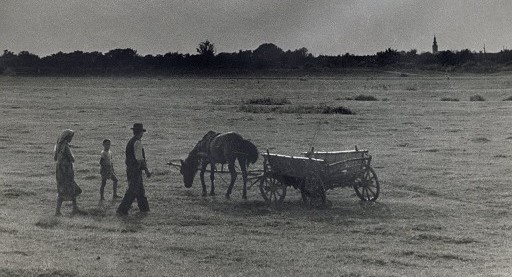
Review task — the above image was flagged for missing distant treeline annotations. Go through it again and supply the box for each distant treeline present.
[1,41,512,76]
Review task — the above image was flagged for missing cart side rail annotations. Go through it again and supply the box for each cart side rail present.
[324,157,371,183]
[262,153,326,179]
[317,153,373,185]
[302,150,369,164]
[327,156,371,168]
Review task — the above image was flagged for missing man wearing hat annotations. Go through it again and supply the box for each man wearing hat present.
[117,123,152,215]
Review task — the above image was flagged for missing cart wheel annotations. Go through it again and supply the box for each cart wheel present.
[259,174,287,205]
[354,167,380,201]
[303,173,326,207]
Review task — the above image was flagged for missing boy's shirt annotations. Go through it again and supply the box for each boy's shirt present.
[100,150,115,176]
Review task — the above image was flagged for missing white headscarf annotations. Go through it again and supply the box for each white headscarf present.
[54,129,74,161]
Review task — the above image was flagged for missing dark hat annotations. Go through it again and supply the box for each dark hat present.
[131,123,146,132]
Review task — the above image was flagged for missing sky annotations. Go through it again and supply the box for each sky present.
[1,0,511,57]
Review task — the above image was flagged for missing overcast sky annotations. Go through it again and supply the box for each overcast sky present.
[1,0,511,57]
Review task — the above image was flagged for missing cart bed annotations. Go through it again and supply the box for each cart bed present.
[262,153,325,179]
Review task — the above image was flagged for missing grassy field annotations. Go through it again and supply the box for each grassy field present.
[1,74,512,276]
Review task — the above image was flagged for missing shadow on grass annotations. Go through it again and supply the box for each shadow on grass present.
[35,216,60,229]
[0,268,77,277]
[4,188,36,198]
[198,196,394,223]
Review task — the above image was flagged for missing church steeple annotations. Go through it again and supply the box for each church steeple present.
[432,36,439,54]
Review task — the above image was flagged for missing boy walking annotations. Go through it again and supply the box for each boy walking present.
[100,139,121,200]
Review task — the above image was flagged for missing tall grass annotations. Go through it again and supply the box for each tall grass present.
[244,97,291,105]
[405,85,418,91]
[320,106,354,114]
[470,95,485,101]
[239,104,354,114]
[338,95,378,101]
[440,97,460,101]
[354,95,378,101]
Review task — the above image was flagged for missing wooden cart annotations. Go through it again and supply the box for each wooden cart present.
[259,148,380,206]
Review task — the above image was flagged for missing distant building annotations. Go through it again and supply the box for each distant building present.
[432,36,439,54]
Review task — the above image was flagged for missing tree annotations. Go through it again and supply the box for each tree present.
[253,43,284,59]
[105,48,138,67]
[17,51,40,67]
[0,50,16,68]
[437,50,457,66]
[253,43,284,68]
[196,40,215,57]
[2,49,15,58]
[283,47,311,68]
[456,49,474,64]
[376,48,400,66]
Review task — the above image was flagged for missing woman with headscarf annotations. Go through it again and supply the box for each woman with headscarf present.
[54,129,86,216]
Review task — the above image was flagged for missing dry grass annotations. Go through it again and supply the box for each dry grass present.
[470,94,486,101]
[1,75,512,276]
[440,97,460,101]
[339,95,378,101]
[239,104,354,114]
[244,97,291,105]
[354,95,378,101]
[35,217,60,229]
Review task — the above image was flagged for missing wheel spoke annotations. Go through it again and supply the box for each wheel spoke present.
[367,182,376,189]
[364,188,371,200]
[353,167,379,201]
[259,175,286,205]
[363,170,369,179]
[367,187,376,197]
